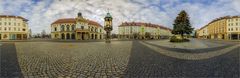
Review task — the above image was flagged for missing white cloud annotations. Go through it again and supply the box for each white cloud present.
[0,0,239,34]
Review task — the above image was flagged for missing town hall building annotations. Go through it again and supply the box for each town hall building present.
[51,13,105,40]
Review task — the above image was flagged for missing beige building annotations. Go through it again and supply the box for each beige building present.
[197,16,240,40]
[118,22,172,39]
[0,15,29,40]
[51,13,104,40]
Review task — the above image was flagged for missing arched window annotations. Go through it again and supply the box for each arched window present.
[66,25,70,31]
[72,25,75,31]
[61,25,65,31]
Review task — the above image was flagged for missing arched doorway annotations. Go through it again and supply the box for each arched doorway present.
[82,32,85,40]
[61,33,65,39]
[66,33,70,39]
[91,34,94,39]
[95,34,97,39]
[71,34,75,39]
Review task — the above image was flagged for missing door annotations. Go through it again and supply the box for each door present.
[71,34,75,39]
[82,33,85,40]
[61,33,65,39]
[66,33,70,39]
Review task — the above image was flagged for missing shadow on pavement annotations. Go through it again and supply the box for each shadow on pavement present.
[0,43,23,77]
[124,41,239,78]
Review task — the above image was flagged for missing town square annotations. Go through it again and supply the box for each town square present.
[1,0,240,78]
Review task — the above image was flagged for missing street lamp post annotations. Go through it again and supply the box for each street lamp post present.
[104,12,113,43]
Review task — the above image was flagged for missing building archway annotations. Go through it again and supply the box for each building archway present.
[71,33,75,39]
[95,34,97,39]
[66,33,70,39]
[82,32,85,40]
[61,33,65,39]
[91,34,94,39]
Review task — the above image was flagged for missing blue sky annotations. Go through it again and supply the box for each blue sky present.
[0,0,239,34]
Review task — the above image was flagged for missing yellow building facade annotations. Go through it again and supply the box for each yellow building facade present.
[0,15,29,40]
[197,16,240,40]
[118,22,172,39]
[51,13,104,40]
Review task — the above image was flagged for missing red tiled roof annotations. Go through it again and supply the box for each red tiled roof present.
[51,18,102,27]
[87,20,102,27]
[199,15,240,30]
[119,22,172,31]
[51,18,76,24]
[0,15,28,21]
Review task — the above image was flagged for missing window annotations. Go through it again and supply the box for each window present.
[55,27,57,31]
[0,22,1,25]
[66,25,70,31]
[236,23,238,26]
[4,22,7,25]
[72,25,75,30]
[9,22,11,25]
[81,26,84,29]
[18,23,20,26]
[14,23,16,26]
[231,28,233,31]
[61,25,65,31]
[22,29,26,31]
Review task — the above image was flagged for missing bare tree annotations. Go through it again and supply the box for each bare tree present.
[41,30,46,38]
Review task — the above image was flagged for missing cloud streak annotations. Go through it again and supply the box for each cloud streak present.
[0,0,239,34]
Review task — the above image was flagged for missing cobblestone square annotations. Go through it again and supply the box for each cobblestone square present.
[0,39,240,78]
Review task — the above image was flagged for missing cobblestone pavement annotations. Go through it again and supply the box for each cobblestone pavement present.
[0,39,239,78]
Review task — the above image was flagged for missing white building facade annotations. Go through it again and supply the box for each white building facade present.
[118,22,172,39]
[227,16,240,40]
[0,15,29,40]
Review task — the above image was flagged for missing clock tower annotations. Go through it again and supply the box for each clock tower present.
[104,12,113,43]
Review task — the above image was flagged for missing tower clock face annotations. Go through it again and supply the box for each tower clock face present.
[106,22,110,25]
